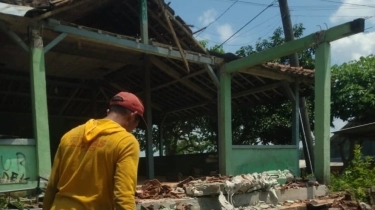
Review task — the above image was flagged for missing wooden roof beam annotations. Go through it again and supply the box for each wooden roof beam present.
[239,67,296,82]
[150,56,214,100]
[165,81,283,114]
[225,18,365,73]
[41,19,221,65]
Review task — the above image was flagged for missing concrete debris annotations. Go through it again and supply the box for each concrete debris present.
[187,171,283,195]
[306,192,374,210]
[359,202,372,210]
[175,187,185,193]
[136,179,186,199]
[218,191,235,210]
[259,204,270,209]
[177,176,195,188]
[182,169,310,208]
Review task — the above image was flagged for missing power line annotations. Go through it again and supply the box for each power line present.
[217,0,276,48]
[209,0,279,7]
[319,0,375,8]
[196,20,283,47]
[236,14,279,36]
[293,15,373,18]
[196,14,279,38]
[195,0,238,36]
[210,0,372,10]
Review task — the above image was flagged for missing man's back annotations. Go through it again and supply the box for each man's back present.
[43,119,140,210]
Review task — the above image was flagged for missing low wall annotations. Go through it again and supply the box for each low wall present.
[138,153,218,177]
[0,112,85,162]
[0,138,38,192]
[1,113,300,179]
[232,145,299,176]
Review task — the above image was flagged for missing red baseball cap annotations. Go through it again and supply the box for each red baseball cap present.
[109,92,146,127]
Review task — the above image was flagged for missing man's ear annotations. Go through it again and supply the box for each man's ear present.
[106,109,109,115]
[130,112,139,123]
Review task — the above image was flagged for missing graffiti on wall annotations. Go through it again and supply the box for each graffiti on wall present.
[0,152,30,183]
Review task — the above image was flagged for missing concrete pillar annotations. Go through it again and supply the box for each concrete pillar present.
[218,67,232,175]
[314,42,331,184]
[29,26,51,177]
[144,56,154,179]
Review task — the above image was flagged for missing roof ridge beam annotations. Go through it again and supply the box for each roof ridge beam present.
[225,18,365,73]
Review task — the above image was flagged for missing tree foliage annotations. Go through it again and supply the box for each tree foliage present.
[232,101,294,145]
[331,55,375,122]
[133,116,217,155]
[198,40,225,54]
[163,117,217,155]
[230,23,315,145]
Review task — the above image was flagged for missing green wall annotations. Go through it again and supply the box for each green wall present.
[0,112,86,161]
[232,145,299,176]
[0,139,38,192]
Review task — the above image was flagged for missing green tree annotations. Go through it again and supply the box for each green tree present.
[232,100,295,145]
[230,23,315,145]
[162,116,217,155]
[199,40,225,54]
[331,54,375,123]
[134,116,217,155]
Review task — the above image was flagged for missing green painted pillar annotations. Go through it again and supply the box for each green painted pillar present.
[218,67,232,175]
[292,82,299,145]
[29,26,51,177]
[314,42,331,184]
[292,82,300,177]
[144,56,154,179]
[140,0,148,44]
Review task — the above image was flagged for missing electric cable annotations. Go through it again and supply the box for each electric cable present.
[319,0,375,8]
[195,0,239,36]
[217,0,277,48]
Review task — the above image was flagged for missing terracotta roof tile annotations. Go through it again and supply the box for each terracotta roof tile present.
[262,62,315,78]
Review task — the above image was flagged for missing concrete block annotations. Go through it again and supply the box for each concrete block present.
[277,185,328,202]
[185,183,224,196]
[136,198,199,210]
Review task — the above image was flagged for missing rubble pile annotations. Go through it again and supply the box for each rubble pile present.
[279,179,319,190]
[306,193,373,210]
[136,179,186,200]
[185,170,294,197]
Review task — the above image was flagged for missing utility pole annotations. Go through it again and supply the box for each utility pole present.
[278,0,299,66]
[278,0,315,175]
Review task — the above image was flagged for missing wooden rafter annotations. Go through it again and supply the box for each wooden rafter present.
[150,56,214,99]
[159,0,190,73]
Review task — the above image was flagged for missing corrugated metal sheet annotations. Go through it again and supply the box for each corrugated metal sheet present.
[0,2,34,16]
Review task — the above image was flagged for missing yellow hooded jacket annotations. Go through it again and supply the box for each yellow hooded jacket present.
[43,119,140,210]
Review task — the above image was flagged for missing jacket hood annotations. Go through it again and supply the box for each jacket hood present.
[84,119,125,142]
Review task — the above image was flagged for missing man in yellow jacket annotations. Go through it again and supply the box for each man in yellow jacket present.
[43,92,145,210]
